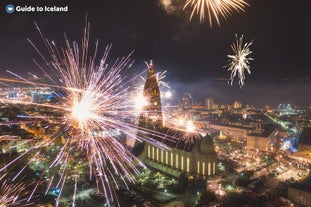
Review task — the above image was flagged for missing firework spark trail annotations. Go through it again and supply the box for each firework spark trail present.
[0,76,91,90]
[0,175,31,207]
[1,136,61,202]
[45,175,55,195]
[72,174,78,207]
[165,115,202,144]
[143,61,170,89]
[12,151,41,182]
[183,0,249,26]
[55,173,67,207]
[0,98,69,111]
[225,34,253,87]
[0,148,33,173]
[156,70,170,89]
[6,70,34,85]
[27,172,44,203]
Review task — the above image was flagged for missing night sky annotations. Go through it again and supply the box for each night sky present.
[0,0,310,107]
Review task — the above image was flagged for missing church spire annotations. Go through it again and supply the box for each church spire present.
[140,61,163,127]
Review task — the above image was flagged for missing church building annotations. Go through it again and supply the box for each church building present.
[133,62,217,178]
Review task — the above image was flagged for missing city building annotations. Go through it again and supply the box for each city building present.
[298,127,311,152]
[209,123,249,141]
[139,128,217,178]
[290,127,311,162]
[133,63,217,178]
[205,98,214,110]
[138,62,163,127]
[246,123,278,152]
[233,101,242,109]
[0,135,30,154]
[209,121,279,152]
[180,92,193,110]
[278,103,292,110]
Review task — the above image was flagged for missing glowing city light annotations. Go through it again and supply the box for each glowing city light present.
[186,120,196,132]
[134,94,149,112]
[164,91,172,99]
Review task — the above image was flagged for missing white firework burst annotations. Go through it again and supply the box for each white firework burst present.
[225,34,253,87]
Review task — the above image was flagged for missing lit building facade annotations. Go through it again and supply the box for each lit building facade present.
[246,124,278,152]
[233,101,242,109]
[288,179,311,207]
[205,98,214,110]
[140,130,217,178]
[209,124,249,140]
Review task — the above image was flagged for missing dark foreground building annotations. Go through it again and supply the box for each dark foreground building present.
[288,177,311,207]
[298,127,311,152]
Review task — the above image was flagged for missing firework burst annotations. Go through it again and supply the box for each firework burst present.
[0,22,175,207]
[29,23,142,206]
[180,120,201,144]
[225,34,253,87]
[164,116,201,144]
[183,0,249,26]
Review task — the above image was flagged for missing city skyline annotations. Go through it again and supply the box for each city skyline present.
[1,1,311,207]
[0,0,310,107]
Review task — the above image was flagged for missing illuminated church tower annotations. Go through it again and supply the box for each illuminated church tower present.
[133,62,217,178]
[139,61,163,128]
[132,61,163,156]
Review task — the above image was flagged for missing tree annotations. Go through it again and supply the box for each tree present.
[199,190,218,205]
[177,172,188,188]
[234,171,252,187]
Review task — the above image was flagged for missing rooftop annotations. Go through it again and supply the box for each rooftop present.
[133,125,215,155]
[248,124,278,138]
[290,176,311,193]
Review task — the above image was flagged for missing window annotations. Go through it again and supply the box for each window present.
[171,152,173,166]
[187,157,190,172]
[166,151,168,165]
[161,150,163,163]
[156,148,159,161]
[208,162,211,176]
[213,162,216,175]
[197,161,200,174]
[148,145,150,158]
[176,154,179,169]
[202,162,206,175]
[181,156,184,170]
[152,146,154,160]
